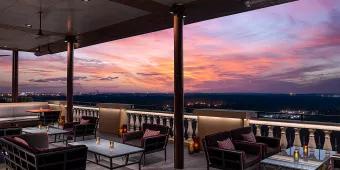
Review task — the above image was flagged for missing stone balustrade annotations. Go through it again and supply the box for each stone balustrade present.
[250,119,340,151]
[125,110,198,141]
[72,106,99,122]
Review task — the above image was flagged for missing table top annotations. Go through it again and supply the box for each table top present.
[26,109,55,113]
[22,126,70,135]
[261,146,336,170]
[69,139,144,158]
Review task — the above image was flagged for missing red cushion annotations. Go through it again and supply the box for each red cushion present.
[242,132,256,143]
[143,129,160,138]
[80,119,90,125]
[217,138,235,150]
[13,137,29,147]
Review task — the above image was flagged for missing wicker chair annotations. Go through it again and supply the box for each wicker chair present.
[63,116,98,142]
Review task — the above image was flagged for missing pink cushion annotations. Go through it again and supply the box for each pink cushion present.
[217,138,235,150]
[80,119,90,125]
[143,129,160,138]
[242,132,256,143]
[13,137,29,147]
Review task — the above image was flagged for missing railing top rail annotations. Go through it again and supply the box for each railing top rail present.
[48,104,100,111]
[126,110,197,119]
[250,118,340,131]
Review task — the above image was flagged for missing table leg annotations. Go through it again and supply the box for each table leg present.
[125,154,130,165]
[110,157,113,170]
[94,154,99,164]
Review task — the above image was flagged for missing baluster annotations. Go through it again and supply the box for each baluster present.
[255,124,261,136]
[156,116,160,125]
[294,128,301,147]
[138,114,142,130]
[132,114,137,131]
[150,115,154,124]
[268,126,274,138]
[127,113,131,131]
[184,118,189,140]
[323,130,332,151]
[280,127,287,150]
[169,117,174,137]
[191,119,197,138]
[143,115,148,124]
[308,129,316,149]
[162,117,167,127]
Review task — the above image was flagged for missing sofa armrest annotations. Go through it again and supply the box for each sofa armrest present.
[207,146,244,167]
[234,140,262,156]
[122,131,144,142]
[142,134,168,149]
[256,136,280,148]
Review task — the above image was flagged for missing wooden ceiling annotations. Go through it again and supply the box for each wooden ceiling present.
[0,0,296,55]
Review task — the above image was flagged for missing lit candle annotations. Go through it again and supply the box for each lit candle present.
[109,141,114,148]
[96,137,100,145]
[188,142,195,154]
[303,145,308,157]
[294,149,299,162]
[38,124,42,129]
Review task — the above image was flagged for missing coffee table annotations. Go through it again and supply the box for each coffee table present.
[22,126,70,143]
[261,146,336,170]
[69,139,144,170]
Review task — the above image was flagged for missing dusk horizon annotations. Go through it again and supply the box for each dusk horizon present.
[1,0,340,94]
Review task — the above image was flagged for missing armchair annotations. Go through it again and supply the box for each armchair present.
[203,131,262,170]
[63,116,98,142]
[122,123,169,163]
[231,126,280,158]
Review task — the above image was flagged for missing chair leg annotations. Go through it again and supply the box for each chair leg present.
[164,149,167,162]
[143,153,146,166]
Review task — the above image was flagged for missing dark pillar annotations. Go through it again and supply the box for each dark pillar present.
[171,4,185,169]
[12,50,18,103]
[66,36,75,122]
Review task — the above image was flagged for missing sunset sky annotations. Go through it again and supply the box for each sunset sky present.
[1,0,340,94]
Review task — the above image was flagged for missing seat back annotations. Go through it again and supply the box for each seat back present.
[204,131,231,147]
[230,126,252,141]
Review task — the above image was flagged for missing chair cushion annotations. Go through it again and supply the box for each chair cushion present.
[80,119,90,125]
[124,139,142,147]
[242,132,256,143]
[217,138,235,150]
[143,129,160,138]
[13,137,29,147]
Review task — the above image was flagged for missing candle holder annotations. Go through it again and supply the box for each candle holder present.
[119,124,128,137]
[193,137,201,153]
[38,124,42,129]
[294,149,300,162]
[109,141,114,149]
[188,141,195,154]
[46,126,49,131]
[96,137,100,145]
[303,145,308,158]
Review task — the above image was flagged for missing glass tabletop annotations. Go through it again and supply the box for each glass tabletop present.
[22,126,70,135]
[69,139,144,158]
[261,146,336,170]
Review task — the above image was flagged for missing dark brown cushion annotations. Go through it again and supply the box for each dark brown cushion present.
[244,153,260,168]
[124,139,142,147]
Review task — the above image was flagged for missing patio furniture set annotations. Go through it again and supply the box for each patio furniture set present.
[0,106,170,170]
[202,126,338,170]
